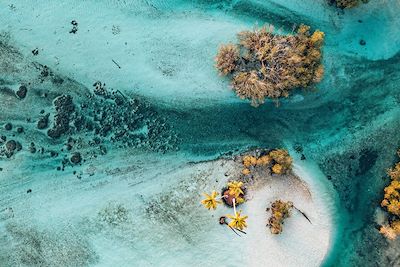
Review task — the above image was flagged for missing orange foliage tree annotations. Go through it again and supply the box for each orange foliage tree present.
[241,149,293,175]
[215,44,239,75]
[380,149,400,239]
[215,24,325,106]
[267,200,293,234]
[269,149,293,174]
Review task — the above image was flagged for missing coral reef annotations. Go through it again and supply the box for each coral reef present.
[0,73,179,169]
[0,41,179,170]
[0,138,21,158]
[267,200,293,234]
[44,83,179,153]
[215,24,324,106]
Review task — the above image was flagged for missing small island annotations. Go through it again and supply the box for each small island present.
[215,25,324,106]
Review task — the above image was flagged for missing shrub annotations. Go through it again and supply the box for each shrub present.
[269,149,293,174]
[381,180,400,216]
[241,150,291,175]
[268,200,293,234]
[215,24,325,106]
[272,163,283,175]
[243,155,258,168]
[388,150,400,180]
[215,44,240,75]
[380,221,400,240]
[242,168,251,175]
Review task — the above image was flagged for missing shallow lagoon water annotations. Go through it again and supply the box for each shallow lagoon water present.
[0,0,400,266]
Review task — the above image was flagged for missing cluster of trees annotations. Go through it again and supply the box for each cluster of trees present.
[201,149,294,235]
[380,221,400,241]
[267,200,294,234]
[201,180,248,233]
[380,149,400,240]
[215,25,324,106]
[241,149,293,175]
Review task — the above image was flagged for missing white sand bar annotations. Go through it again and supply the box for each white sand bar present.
[0,150,335,266]
[244,161,335,266]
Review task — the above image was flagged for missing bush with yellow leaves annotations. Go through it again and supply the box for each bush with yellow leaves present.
[241,154,272,175]
[381,180,400,216]
[215,24,325,106]
[388,162,400,180]
[241,149,292,175]
[267,200,293,234]
[269,149,293,174]
[380,221,400,240]
[380,149,400,239]
[243,154,271,168]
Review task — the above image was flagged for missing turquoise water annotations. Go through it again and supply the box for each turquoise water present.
[1,0,400,266]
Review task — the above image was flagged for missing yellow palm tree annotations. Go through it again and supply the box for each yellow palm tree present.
[227,181,244,198]
[201,191,222,210]
[227,210,248,230]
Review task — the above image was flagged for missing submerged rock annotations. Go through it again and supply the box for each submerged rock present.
[47,95,75,138]
[16,85,27,99]
[4,123,12,131]
[15,142,22,151]
[29,143,36,154]
[70,152,82,164]
[5,140,16,151]
[37,113,50,129]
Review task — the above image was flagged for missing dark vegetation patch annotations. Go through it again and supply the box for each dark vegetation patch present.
[356,148,378,176]
[329,0,369,9]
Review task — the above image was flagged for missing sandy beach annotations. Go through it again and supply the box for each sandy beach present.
[243,161,334,266]
[0,148,335,266]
